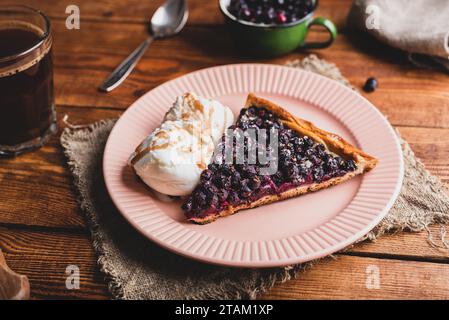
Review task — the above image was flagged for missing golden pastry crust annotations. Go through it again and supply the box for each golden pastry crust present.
[189,93,378,224]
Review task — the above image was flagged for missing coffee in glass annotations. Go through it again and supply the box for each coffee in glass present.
[0,5,56,156]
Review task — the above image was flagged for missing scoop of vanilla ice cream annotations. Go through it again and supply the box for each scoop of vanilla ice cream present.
[129,93,234,196]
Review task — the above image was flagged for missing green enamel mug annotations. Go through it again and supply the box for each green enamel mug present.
[219,0,337,57]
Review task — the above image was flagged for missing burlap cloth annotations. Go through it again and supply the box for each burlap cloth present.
[348,0,449,71]
[60,55,449,300]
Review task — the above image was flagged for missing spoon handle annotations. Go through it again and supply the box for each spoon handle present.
[99,37,154,92]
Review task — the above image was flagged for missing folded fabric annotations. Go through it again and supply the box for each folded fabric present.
[348,0,449,71]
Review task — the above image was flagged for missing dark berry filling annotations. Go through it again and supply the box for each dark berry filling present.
[182,106,357,219]
[228,0,315,25]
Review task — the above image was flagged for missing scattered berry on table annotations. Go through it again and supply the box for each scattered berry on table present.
[363,77,378,93]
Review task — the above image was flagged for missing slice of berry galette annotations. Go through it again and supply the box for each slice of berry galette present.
[182,93,378,224]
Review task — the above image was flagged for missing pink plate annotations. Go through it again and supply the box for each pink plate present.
[103,64,403,267]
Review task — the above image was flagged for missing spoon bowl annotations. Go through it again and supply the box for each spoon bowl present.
[151,0,189,38]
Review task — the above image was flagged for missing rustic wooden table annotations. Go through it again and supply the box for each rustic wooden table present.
[1,0,448,299]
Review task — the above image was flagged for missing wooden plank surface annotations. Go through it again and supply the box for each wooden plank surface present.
[15,1,449,129]
[263,255,449,300]
[17,0,350,27]
[50,23,449,128]
[1,0,448,300]
[0,227,109,299]
[2,227,448,300]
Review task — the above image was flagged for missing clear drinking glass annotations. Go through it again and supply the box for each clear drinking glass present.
[0,5,56,156]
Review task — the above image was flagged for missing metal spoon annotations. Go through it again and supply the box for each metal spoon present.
[99,0,188,92]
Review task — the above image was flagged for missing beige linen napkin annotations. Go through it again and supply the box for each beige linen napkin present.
[348,0,449,71]
[61,55,449,299]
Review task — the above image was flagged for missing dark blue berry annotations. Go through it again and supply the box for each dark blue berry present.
[363,77,378,93]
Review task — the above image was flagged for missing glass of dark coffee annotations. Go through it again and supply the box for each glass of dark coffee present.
[0,5,56,156]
